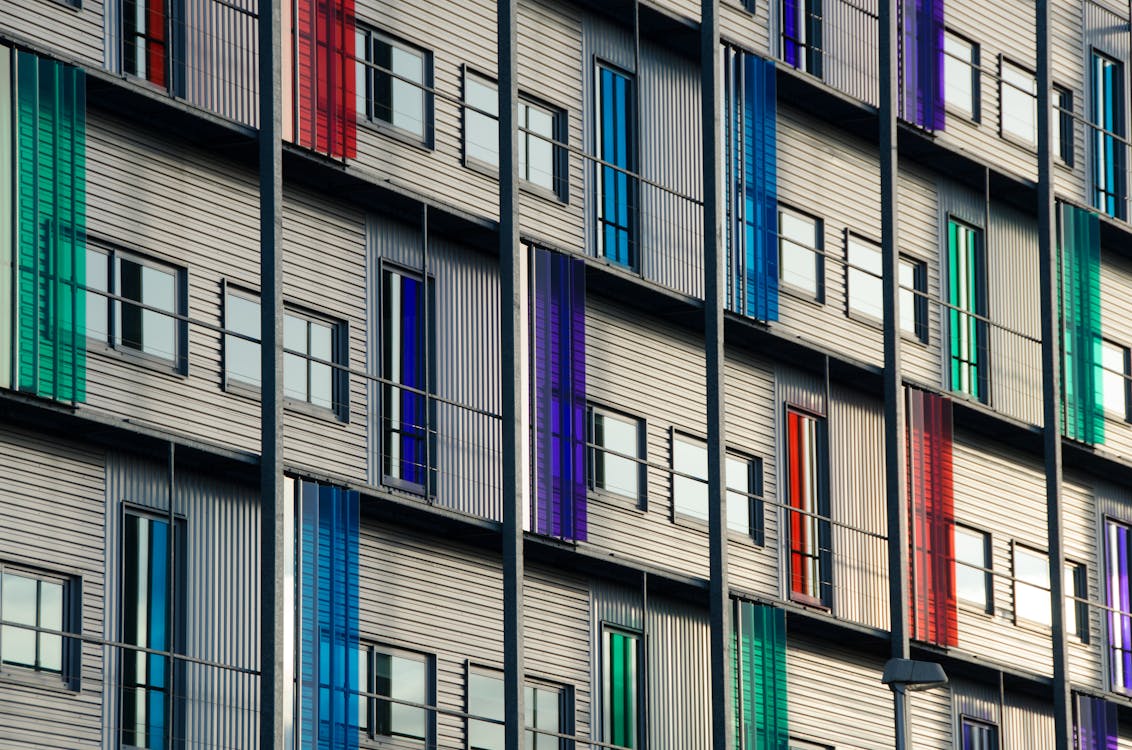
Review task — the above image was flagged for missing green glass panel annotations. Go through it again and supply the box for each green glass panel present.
[0,46,12,390]
[1058,203,1103,444]
[14,51,86,402]
[733,602,788,750]
[947,220,985,401]
[605,630,637,749]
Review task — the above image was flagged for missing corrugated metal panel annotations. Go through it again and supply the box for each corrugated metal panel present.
[828,384,890,630]
[645,596,711,750]
[1064,472,1104,691]
[0,426,104,748]
[1003,691,1055,750]
[824,0,880,106]
[103,450,260,750]
[182,0,259,126]
[952,678,1000,724]
[366,214,502,520]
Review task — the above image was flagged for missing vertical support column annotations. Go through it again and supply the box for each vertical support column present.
[498,0,526,749]
[879,0,911,744]
[259,0,286,741]
[700,2,732,748]
[1036,1,1072,747]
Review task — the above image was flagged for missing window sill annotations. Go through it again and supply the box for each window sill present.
[957,601,995,619]
[1012,616,1053,635]
[284,397,348,425]
[778,284,825,309]
[87,340,186,378]
[788,591,831,612]
[944,105,980,126]
[358,118,432,153]
[999,129,1038,153]
[588,487,647,514]
[670,510,762,546]
[0,668,77,694]
[463,155,568,205]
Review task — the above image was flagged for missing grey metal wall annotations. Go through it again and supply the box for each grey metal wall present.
[1,0,104,66]
[182,0,259,126]
[1003,691,1055,750]
[1063,472,1104,691]
[102,450,260,750]
[824,0,880,106]
[899,164,945,392]
[365,214,502,519]
[0,426,105,749]
[1099,248,1132,463]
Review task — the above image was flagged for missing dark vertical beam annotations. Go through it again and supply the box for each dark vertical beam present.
[258,0,285,741]
[1036,0,1072,747]
[165,441,175,750]
[879,0,910,744]
[498,0,526,748]
[700,1,731,749]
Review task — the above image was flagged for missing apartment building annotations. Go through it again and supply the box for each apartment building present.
[2,0,1132,747]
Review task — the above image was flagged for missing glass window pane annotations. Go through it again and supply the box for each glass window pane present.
[469,671,504,750]
[1001,61,1036,142]
[310,322,335,408]
[780,211,818,296]
[86,249,109,341]
[726,455,751,534]
[1015,547,1051,626]
[955,527,989,609]
[140,265,177,360]
[357,646,369,732]
[523,102,555,191]
[1,573,38,667]
[226,293,261,386]
[283,315,307,401]
[390,45,425,136]
[898,258,917,336]
[847,238,882,319]
[594,411,640,500]
[389,654,426,740]
[1103,342,1128,417]
[466,76,499,167]
[672,436,707,521]
[38,581,63,672]
[945,34,975,115]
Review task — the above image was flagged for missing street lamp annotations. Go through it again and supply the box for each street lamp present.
[882,657,949,750]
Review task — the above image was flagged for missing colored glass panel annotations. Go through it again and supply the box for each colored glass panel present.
[603,629,638,749]
[906,388,957,647]
[733,601,789,750]
[1091,52,1126,220]
[288,0,357,158]
[14,51,87,402]
[298,480,360,750]
[946,219,987,403]
[1075,694,1118,750]
[785,409,830,607]
[724,49,778,322]
[122,0,167,87]
[1059,203,1105,445]
[781,0,822,76]
[381,269,433,491]
[596,65,635,269]
[899,0,945,130]
[1105,519,1132,693]
[532,248,587,541]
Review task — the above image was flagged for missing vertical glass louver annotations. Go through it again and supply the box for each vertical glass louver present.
[121,513,179,750]
[285,0,358,158]
[1058,202,1105,445]
[531,247,587,541]
[381,268,433,492]
[785,408,831,608]
[1091,51,1126,220]
[297,479,360,750]
[1075,694,1118,750]
[0,47,88,401]
[723,47,778,322]
[946,218,987,403]
[602,628,639,750]
[898,0,946,130]
[596,64,636,270]
[733,601,789,750]
[906,388,957,647]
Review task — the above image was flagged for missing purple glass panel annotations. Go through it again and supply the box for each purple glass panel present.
[1075,694,1118,750]
[782,0,800,67]
[399,276,424,486]
[901,0,945,130]
[532,248,587,541]
[1122,526,1132,687]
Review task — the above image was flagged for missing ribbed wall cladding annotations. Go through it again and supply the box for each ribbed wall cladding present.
[183,0,259,126]
[1063,473,1104,691]
[366,214,502,521]
[824,0,880,105]
[952,678,1000,724]
[1003,692,1055,750]
[102,450,260,750]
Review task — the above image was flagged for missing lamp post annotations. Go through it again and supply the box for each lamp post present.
[882,657,949,750]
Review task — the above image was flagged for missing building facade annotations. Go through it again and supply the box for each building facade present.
[1,0,1131,747]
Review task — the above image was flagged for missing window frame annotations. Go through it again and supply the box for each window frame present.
[777,204,825,304]
[998,55,1037,148]
[355,25,434,149]
[85,243,189,375]
[587,403,648,510]
[899,254,929,344]
[783,404,832,610]
[1055,84,1075,167]
[1011,542,1051,630]
[954,523,993,615]
[944,216,989,404]
[1064,559,1089,644]
[1100,339,1131,422]
[668,428,764,544]
[844,230,883,324]
[943,29,980,122]
[779,0,823,78]
[462,663,573,750]
[1104,515,1132,694]
[593,59,639,272]
[958,715,999,750]
[599,624,641,750]
[0,561,81,691]
[357,640,434,747]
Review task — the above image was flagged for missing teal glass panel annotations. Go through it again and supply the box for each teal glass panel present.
[734,601,788,749]
[14,51,86,402]
[603,629,638,749]
[1058,203,1104,445]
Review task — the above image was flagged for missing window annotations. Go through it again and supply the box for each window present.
[121,512,184,750]
[845,234,881,321]
[1013,544,1050,627]
[381,267,435,492]
[1101,340,1130,420]
[588,406,645,505]
[595,63,637,270]
[946,218,988,403]
[121,0,173,87]
[779,207,823,301]
[223,288,347,417]
[355,28,431,144]
[999,58,1036,145]
[86,246,186,370]
[955,525,992,613]
[1092,50,1127,220]
[785,408,831,608]
[1065,561,1088,642]
[944,31,979,120]
[1055,85,1074,166]
[602,628,639,750]
[467,668,569,750]
[670,432,763,541]
[356,644,430,744]
[0,564,76,685]
[959,717,998,750]
[458,70,566,199]
[899,256,929,343]
[1105,518,1132,692]
[780,0,823,77]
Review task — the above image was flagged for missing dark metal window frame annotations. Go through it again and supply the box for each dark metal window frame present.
[586,402,648,510]
[356,640,434,748]
[777,203,825,304]
[355,24,434,149]
[943,29,981,123]
[667,427,765,545]
[0,561,81,691]
[954,522,994,616]
[783,403,832,611]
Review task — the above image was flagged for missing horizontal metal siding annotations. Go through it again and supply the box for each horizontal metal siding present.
[1098,249,1132,463]
[0,426,104,749]
[1,0,104,66]
[103,450,260,749]
[1051,1,1088,205]
[1063,472,1104,691]
[899,164,945,392]
[721,3,771,59]
[829,384,890,630]
[909,684,953,750]
[366,214,502,520]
